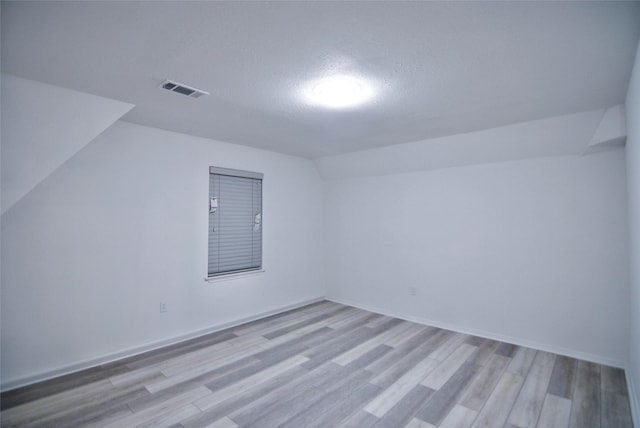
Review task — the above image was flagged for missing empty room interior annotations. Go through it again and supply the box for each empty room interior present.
[2,1,640,427]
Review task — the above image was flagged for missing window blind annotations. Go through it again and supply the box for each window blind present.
[208,167,263,277]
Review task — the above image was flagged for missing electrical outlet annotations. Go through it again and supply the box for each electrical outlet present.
[410,287,417,296]
[160,302,167,313]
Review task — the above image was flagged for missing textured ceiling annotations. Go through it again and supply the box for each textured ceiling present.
[2,1,640,158]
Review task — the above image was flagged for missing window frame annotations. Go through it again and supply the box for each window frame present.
[206,166,264,280]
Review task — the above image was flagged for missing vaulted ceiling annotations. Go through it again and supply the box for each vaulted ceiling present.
[2,1,640,158]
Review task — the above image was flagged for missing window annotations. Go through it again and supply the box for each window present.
[208,166,263,278]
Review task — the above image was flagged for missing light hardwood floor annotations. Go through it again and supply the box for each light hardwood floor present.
[0,301,634,428]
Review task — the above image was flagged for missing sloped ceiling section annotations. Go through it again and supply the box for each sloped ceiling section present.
[315,107,626,180]
[1,75,134,214]
[584,105,627,155]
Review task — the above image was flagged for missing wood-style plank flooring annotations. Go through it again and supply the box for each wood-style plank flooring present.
[0,301,634,427]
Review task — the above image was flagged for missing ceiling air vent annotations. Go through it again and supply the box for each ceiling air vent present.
[160,80,210,98]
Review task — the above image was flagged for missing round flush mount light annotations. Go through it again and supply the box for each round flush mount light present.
[304,75,374,109]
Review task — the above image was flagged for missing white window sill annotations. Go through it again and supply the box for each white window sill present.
[204,269,265,283]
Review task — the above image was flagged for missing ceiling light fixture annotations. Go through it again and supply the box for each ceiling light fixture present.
[305,75,373,108]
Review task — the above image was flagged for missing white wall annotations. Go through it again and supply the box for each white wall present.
[324,150,629,366]
[0,120,325,387]
[625,40,640,423]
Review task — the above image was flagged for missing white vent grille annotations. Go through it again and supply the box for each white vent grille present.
[160,80,209,98]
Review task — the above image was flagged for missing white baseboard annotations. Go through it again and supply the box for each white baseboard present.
[627,369,640,428]
[327,297,627,369]
[1,296,325,392]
